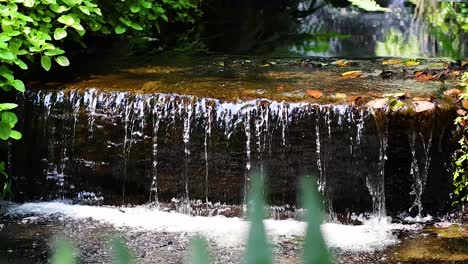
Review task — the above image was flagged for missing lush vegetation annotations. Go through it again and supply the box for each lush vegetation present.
[51,176,331,264]
[453,72,468,204]
[0,0,200,196]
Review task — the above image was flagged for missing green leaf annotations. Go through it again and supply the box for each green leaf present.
[300,177,332,264]
[0,103,18,111]
[44,48,65,56]
[0,122,11,140]
[244,173,272,264]
[130,5,141,13]
[115,25,126,34]
[55,56,70,67]
[78,6,90,15]
[14,59,28,70]
[9,130,21,140]
[51,239,76,264]
[140,0,151,8]
[2,111,18,125]
[110,237,134,264]
[41,56,52,71]
[347,0,392,12]
[1,73,14,81]
[0,50,14,60]
[190,237,212,264]
[54,28,67,40]
[50,4,69,13]
[10,80,25,92]
[24,0,35,7]
[57,15,75,26]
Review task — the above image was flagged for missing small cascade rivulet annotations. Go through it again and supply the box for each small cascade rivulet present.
[12,89,456,219]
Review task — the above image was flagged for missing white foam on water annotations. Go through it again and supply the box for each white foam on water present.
[7,202,420,252]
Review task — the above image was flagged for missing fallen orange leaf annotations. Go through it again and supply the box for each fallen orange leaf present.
[306,90,323,98]
[341,70,363,79]
[415,74,433,82]
[334,59,349,67]
[414,71,424,77]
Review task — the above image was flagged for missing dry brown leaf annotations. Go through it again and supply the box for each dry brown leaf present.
[463,99,468,110]
[367,99,387,109]
[341,70,363,79]
[335,93,347,99]
[413,101,435,112]
[306,89,323,98]
[348,95,362,104]
[444,88,462,99]
[415,74,434,82]
[382,59,401,65]
[276,85,284,91]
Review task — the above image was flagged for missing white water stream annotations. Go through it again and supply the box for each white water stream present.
[8,202,421,252]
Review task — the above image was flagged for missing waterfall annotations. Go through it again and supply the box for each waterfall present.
[182,99,193,210]
[203,100,212,203]
[367,109,387,219]
[18,88,453,218]
[243,112,252,204]
[408,114,434,217]
[149,96,162,205]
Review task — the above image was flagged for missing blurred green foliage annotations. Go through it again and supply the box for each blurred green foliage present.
[453,72,468,204]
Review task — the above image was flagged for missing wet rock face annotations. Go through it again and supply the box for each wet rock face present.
[11,89,457,217]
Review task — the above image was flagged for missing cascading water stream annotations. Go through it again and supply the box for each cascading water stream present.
[149,97,162,205]
[408,114,434,217]
[243,112,252,204]
[182,100,193,212]
[203,101,212,203]
[367,109,388,219]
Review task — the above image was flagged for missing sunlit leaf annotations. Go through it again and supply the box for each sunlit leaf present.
[341,70,363,79]
[1,111,18,125]
[9,130,22,140]
[333,59,349,67]
[0,103,18,111]
[55,56,70,67]
[54,28,67,40]
[10,79,25,92]
[23,0,35,7]
[41,56,52,71]
[57,15,75,26]
[348,0,391,12]
[404,60,420,66]
[382,59,401,65]
[115,25,126,34]
[0,50,14,60]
